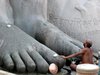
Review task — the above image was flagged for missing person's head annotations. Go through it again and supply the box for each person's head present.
[49,63,58,75]
[83,40,92,48]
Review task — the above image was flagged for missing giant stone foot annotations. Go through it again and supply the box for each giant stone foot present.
[0,24,65,73]
[9,0,83,56]
[0,0,84,74]
[0,0,49,73]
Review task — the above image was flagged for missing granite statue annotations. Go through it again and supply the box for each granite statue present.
[0,0,83,73]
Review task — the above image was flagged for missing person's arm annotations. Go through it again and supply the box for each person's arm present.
[62,49,85,59]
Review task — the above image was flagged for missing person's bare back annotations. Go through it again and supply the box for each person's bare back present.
[82,48,93,64]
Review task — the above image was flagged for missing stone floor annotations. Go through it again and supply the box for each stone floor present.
[0,65,76,75]
[17,70,76,75]
[16,66,76,75]
[0,69,76,75]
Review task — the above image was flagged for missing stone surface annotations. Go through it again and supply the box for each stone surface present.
[0,0,83,73]
[0,0,100,74]
[0,66,76,75]
[0,69,76,75]
[47,0,100,52]
[16,71,76,75]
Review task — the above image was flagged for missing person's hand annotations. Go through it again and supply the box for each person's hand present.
[60,55,67,59]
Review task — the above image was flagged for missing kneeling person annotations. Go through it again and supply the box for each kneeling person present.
[61,40,93,70]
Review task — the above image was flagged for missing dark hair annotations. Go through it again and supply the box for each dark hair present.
[83,40,92,48]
